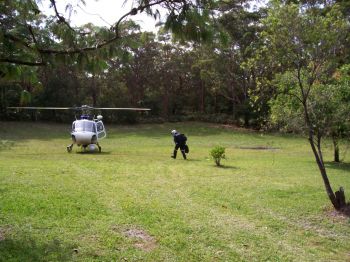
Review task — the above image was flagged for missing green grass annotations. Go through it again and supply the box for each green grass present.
[0,121,349,261]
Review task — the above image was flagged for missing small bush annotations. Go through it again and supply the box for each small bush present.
[210,146,226,166]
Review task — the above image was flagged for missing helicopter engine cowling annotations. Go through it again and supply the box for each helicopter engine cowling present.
[72,131,96,145]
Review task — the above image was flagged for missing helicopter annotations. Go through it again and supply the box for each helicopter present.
[7,105,151,153]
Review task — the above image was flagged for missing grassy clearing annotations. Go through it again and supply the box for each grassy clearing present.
[0,121,349,261]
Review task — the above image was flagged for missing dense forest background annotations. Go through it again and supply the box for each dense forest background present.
[0,0,349,128]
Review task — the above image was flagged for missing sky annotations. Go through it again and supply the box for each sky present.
[41,0,266,32]
[41,0,164,32]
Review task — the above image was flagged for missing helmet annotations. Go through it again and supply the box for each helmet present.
[171,130,178,136]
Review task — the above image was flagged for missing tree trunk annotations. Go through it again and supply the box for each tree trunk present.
[200,80,205,113]
[303,102,345,210]
[335,187,346,208]
[332,135,340,163]
[1,86,4,114]
[231,84,235,119]
[308,134,341,209]
[214,92,217,113]
[162,85,169,118]
[297,71,346,210]
[91,75,97,107]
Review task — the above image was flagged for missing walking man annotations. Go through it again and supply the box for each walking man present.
[171,130,188,160]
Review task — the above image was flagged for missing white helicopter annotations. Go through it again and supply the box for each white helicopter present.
[7,105,150,153]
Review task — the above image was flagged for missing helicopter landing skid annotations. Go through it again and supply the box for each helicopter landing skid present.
[78,144,101,153]
[96,143,101,153]
[67,144,73,153]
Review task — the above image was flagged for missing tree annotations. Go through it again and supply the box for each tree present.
[0,0,224,118]
[270,68,350,162]
[218,7,270,126]
[260,1,349,210]
[330,65,350,162]
[0,0,217,68]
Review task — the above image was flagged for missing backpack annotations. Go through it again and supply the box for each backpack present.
[177,134,187,143]
[184,144,189,153]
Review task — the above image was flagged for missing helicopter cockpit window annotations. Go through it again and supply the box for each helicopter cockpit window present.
[96,121,106,139]
[96,122,104,132]
[74,121,96,132]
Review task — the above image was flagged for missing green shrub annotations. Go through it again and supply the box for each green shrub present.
[210,146,226,166]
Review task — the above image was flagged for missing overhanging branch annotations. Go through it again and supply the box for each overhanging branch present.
[50,0,77,33]
[1,0,195,66]
[0,58,45,66]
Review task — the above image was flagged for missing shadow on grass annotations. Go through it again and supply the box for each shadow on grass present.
[325,161,350,172]
[187,164,238,172]
[0,237,74,261]
[214,165,238,170]
[75,151,112,155]
[238,146,281,150]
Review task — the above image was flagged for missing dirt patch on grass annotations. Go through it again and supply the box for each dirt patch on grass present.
[238,146,280,151]
[326,204,350,220]
[123,228,157,252]
[0,227,10,241]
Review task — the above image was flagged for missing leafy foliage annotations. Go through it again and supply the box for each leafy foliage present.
[259,1,349,209]
[0,0,219,70]
[0,0,348,132]
[210,146,226,166]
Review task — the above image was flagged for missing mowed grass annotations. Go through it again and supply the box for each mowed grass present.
[0,121,349,261]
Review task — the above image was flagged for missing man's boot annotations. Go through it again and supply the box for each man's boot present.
[181,150,187,160]
[171,150,177,159]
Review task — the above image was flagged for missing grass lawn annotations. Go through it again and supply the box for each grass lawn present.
[0,121,349,261]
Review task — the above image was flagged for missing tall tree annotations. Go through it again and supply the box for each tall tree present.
[260,1,349,209]
[218,7,266,126]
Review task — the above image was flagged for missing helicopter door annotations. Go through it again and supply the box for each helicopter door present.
[96,121,106,139]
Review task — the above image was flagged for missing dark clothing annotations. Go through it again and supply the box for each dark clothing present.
[173,133,187,145]
[172,133,187,159]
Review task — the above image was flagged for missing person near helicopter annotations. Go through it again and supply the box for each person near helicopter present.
[171,130,189,159]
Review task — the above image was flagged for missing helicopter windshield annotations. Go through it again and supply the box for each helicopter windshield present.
[73,121,96,132]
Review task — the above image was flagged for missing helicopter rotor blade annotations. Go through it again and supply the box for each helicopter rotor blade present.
[7,106,151,111]
[7,107,74,110]
[94,108,151,111]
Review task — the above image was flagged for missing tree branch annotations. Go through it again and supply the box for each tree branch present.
[112,0,168,35]
[27,25,38,46]
[39,0,173,55]
[27,24,47,64]
[50,0,77,33]
[296,61,307,102]
[285,90,303,104]
[316,133,325,166]
[4,33,34,51]
[0,58,45,66]
[305,62,319,98]
[1,0,191,66]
